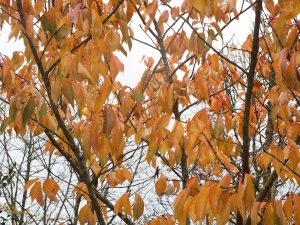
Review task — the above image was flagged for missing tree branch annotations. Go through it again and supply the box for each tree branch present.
[241,0,262,174]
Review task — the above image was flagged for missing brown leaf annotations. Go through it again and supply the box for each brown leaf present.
[103,105,115,137]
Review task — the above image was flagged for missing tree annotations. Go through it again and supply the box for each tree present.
[0,0,299,224]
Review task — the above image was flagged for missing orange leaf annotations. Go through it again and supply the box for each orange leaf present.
[43,179,59,202]
[121,166,132,182]
[263,203,275,224]
[78,203,97,225]
[133,193,144,221]
[107,172,120,188]
[24,178,39,192]
[293,194,300,225]
[103,105,115,137]
[114,193,132,216]
[155,114,171,134]
[174,190,188,225]
[155,177,167,196]
[195,185,210,222]
[210,54,219,72]
[30,181,44,206]
[283,196,293,221]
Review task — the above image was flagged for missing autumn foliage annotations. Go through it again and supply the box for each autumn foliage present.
[0,0,300,224]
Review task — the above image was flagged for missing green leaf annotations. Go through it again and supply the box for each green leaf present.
[211,22,223,40]
[133,91,143,106]
[62,79,74,107]
[154,67,166,73]
[0,118,10,134]
[38,102,47,120]
[9,97,18,122]
[22,96,35,127]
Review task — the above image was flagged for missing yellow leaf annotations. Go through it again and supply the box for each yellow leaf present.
[114,193,132,216]
[104,29,120,52]
[174,189,188,225]
[195,185,209,222]
[133,193,144,221]
[190,0,213,17]
[78,62,93,83]
[280,0,300,19]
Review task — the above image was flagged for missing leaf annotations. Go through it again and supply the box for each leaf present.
[121,166,132,182]
[78,203,97,225]
[213,115,225,138]
[154,114,171,134]
[264,0,275,13]
[0,118,10,135]
[24,178,39,192]
[22,96,35,127]
[42,179,59,202]
[263,203,275,225]
[174,189,188,225]
[107,172,121,188]
[195,185,210,222]
[133,193,144,221]
[280,0,300,19]
[38,102,47,120]
[41,9,56,35]
[293,194,300,225]
[93,134,111,163]
[9,96,18,122]
[283,196,293,221]
[210,54,219,71]
[104,29,120,52]
[157,10,169,33]
[103,105,115,137]
[114,193,132,217]
[30,181,44,206]
[211,22,223,39]
[164,184,175,196]
[243,174,255,211]
[62,78,74,107]
[77,62,93,83]
[155,177,167,196]
[190,0,213,17]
